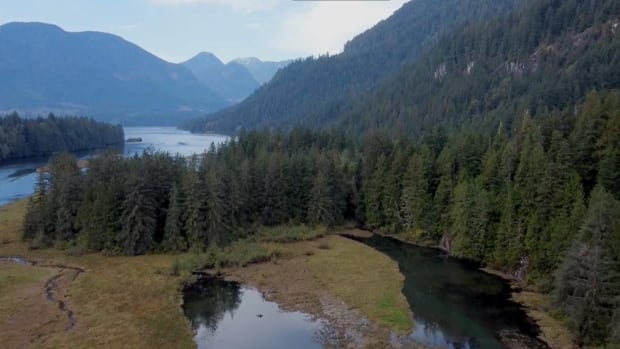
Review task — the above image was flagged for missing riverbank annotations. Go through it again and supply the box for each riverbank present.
[220,234,414,348]
[367,229,575,349]
[476,267,575,349]
[0,201,414,349]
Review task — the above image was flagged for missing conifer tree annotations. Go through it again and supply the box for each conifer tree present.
[163,183,187,251]
[120,179,157,255]
[400,149,432,233]
[555,186,620,346]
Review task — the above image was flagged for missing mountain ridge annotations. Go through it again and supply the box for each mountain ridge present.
[0,22,227,125]
[183,0,523,134]
[231,56,292,84]
[182,52,259,103]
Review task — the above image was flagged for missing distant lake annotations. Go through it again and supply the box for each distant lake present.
[123,126,229,158]
[0,127,229,206]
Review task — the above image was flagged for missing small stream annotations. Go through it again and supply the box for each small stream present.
[1,256,84,330]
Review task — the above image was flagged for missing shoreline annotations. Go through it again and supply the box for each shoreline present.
[196,234,417,348]
[354,229,576,349]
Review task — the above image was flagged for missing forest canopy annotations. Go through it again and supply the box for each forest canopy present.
[0,113,124,162]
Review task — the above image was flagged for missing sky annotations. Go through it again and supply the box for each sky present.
[0,0,408,63]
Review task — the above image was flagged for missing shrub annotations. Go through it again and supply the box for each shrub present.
[257,225,327,243]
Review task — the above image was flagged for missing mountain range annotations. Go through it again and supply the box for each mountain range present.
[231,57,292,85]
[0,22,290,125]
[184,0,620,139]
[182,52,258,103]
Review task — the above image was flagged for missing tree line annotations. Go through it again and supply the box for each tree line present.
[0,113,124,162]
[23,91,619,346]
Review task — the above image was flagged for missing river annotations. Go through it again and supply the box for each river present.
[183,235,550,349]
[0,126,229,206]
[353,235,549,349]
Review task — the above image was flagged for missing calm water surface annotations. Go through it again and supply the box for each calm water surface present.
[0,126,228,206]
[123,126,229,157]
[353,235,549,349]
[183,236,549,349]
[183,278,324,349]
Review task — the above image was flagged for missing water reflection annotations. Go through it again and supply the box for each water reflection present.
[184,278,243,334]
[183,278,324,349]
[354,235,549,349]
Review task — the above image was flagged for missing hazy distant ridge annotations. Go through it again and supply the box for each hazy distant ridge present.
[0,22,234,125]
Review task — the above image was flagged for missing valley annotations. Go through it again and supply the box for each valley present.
[1,0,619,348]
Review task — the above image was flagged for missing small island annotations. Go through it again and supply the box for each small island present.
[125,137,143,143]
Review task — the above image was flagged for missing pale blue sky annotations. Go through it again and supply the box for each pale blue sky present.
[0,0,407,63]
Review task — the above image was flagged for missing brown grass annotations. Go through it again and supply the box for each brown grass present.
[0,263,54,320]
[0,200,412,348]
[0,200,194,349]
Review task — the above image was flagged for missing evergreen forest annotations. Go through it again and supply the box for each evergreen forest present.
[184,0,620,142]
[0,113,124,162]
[23,91,620,347]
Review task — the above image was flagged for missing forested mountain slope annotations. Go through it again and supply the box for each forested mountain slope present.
[339,0,620,138]
[184,0,522,133]
[0,22,227,125]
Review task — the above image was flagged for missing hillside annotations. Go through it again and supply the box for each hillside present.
[338,0,620,138]
[186,0,619,142]
[182,52,259,103]
[183,0,522,133]
[0,22,228,125]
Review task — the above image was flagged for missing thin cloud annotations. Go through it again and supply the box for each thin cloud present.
[109,23,142,32]
[273,0,407,57]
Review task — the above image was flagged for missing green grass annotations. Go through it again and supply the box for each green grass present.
[307,236,413,333]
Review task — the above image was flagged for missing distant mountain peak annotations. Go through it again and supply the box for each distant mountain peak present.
[232,57,261,64]
[186,51,223,66]
[231,57,292,84]
[183,53,259,103]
